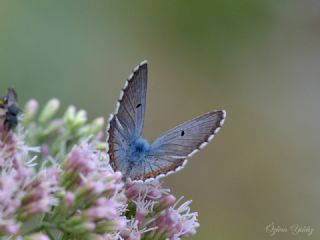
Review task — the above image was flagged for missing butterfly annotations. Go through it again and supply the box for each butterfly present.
[106,60,226,182]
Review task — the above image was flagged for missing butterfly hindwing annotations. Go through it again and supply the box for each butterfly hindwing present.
[107,60,148,172]
[127,111,226,181]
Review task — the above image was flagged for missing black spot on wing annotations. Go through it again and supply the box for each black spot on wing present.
[181,130,185,136]
[136,103,142,108]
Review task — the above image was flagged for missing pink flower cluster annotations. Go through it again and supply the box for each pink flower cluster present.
[0,98,199,239]
[0,122,58,236]
[125,181,199,240]
[56,143,127,238]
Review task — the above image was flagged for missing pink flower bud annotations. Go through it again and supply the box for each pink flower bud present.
[64,191,75,207]
[3,223,20,235]
[26,99,39,113]
[159,194,176,209]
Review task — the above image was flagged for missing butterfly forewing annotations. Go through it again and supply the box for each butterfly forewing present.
[115,61,147,139]
[107,61,148,172]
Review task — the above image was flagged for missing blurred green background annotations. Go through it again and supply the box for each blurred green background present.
[1,1,319,239]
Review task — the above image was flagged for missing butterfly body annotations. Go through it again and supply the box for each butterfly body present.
[107,60,226,182]
[128,137,151,164]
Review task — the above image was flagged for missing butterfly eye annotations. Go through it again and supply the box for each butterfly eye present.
[181,130,185,136]
[3,97,7,104]
[136,103,142,108]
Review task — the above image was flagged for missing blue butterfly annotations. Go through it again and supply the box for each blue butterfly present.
[107,60,226,182]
